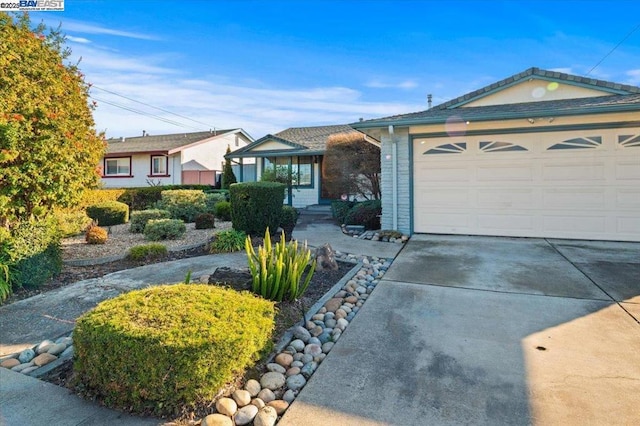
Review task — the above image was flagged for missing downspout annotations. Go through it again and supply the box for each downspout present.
[389,125,398,230]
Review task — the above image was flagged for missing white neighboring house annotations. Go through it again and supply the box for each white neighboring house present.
[101,129,254,187]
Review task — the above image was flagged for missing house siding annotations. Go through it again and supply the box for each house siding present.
[102,153,180,187]
[380,128,411,234]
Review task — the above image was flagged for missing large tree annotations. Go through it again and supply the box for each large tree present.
[0,13,105,226]
[322,132,381,200]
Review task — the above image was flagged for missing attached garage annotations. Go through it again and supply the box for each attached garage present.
[353,67,640,242]
[413,130,640,241]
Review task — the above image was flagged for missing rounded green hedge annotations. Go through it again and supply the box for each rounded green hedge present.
[129,209,171,233]
[73,284,275,416]
[86,201,129,226]
[143,218,186,241]
[230,182,285,236]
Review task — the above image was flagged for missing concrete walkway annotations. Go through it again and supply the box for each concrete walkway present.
[280,235,640,425]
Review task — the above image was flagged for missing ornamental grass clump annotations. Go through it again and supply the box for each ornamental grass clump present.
[246,228,316,302]
[73,284,275,416]
[85,224,108,245]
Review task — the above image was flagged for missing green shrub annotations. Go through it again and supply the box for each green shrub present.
[214,201,232,221]
[127,243,167,261]
[73,284,275,416]
[144,219,186,241]
[52,209,93,237]
[194,213,216,230]
[116,185,212,211]
[331,200,354,224]
[345,200,381,230]
[3,217,62,289]
[79,189,127,210]
[210,229,246,253]
[0,230,13,302]
[279,206,298,240]
[246,229,315,302]
[204,193,225,214]
[86,201,129,226]
[85,225,108,244]
[129,209,171,233]
[156,190,207,223]
[230,182,285,236]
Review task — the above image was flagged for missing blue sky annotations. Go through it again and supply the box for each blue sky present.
[30,0,640,139]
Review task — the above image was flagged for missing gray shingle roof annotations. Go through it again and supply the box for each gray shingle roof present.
[228,124,365,157]
[353,67,640,128]
[106,130,233,154]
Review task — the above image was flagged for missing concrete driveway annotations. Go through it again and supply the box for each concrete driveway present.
[280,235,640,426]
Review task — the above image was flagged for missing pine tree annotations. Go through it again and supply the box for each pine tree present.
[221,145,237,189]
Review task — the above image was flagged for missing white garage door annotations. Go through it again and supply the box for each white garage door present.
[413,129,640,241]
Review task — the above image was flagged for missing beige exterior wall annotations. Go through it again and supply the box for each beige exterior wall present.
[252,140,297,151]
[463,79,613,107]
[181,132,253,171]
[102,153,180,188]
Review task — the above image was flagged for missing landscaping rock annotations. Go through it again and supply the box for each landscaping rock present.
[292,326,311,343]
[322,342,335,353]
[286,374,307,391]
[234,404,259,425]
[245,379,261,397]
[286,366,300,376]
[33,353,57,367]
[275,352,293,368]
[21,366,39,375]
[267,399,289,415]
[290,339,305,352]
[257,388,276,403]
[232,389,252,407]
[283,389,296,403]
[10,361,34,372]
[324,298,343,313]
[60,346,74,358]
[260,372,285,390]
[215,397,237,416]
[251,398,266,409]
[36,340,54,354]
[303,344,322,357]
[254,406,278,426]
[266,363,286,374]
[47,343,66,356]
[18,349,35,364]
[202,413,233,426]
[1,358,20,369]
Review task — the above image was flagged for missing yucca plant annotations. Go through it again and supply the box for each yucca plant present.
[245,228,316,302]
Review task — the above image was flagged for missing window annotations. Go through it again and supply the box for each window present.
[263,156,313,187]
[104,157,131,176]
[151,155,168,176]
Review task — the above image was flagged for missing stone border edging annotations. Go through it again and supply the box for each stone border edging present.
[63,242,208,266]
[268,261,362,363]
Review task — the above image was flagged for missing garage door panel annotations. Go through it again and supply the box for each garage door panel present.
[542,163,605,181]
[618,217,640,235]
[615,161,640,180]
[477,189,534,208]
[476,164,533,181]
[617,188,640,208]
[477,214,534,231]
[414,166,468,182]
[543,188,606,208]
[543,215,606,233]
[414,211,469,231]
[415,189,469,207]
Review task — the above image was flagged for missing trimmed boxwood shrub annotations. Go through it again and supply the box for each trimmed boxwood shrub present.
[73,284,275,416]
[79,189,127,210]
[214,201,232,221]
[127,243,167,261]
[279,206,298,241]
[345,200,381,230]
[194,213,215,230]
[3,216,62,289]
[230,182,285,236]
[129,209,171,233]
[116,185,212,211]
[144,219,186,241]
[156,190,207,223]
[86,201,129,226]
[204,193,225,214]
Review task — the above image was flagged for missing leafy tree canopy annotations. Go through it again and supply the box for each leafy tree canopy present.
[322,132,381,200]
[0,12,105,225]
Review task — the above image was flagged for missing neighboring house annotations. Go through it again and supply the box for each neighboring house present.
[226,124,380,207]
[352,67,640,242]
[101,129,254,187]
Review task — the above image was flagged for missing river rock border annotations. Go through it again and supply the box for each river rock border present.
[0,254,392,426]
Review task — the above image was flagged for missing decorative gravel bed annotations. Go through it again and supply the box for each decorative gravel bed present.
[61,220,233,262]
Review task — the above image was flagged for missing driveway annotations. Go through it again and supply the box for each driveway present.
[280,235,640,426]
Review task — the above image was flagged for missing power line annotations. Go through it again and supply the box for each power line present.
[90,85,219,130]
[89,95,204,131]
[586,22,640,76]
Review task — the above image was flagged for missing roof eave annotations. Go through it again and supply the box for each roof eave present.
[226,149,324,159]
[352,103,640,129]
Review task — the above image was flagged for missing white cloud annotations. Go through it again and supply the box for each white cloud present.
[42,18,159,40]
[549,67,573,74]
[625,69,640,85]
[66,35,91,44]
[365,79,419,90]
